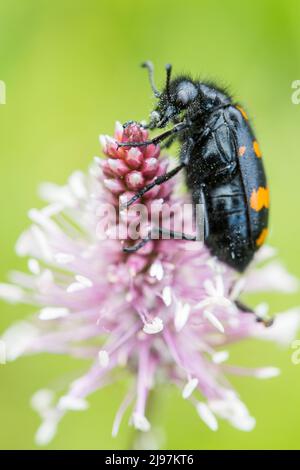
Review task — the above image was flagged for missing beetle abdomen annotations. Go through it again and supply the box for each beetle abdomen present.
[204,176,254,272]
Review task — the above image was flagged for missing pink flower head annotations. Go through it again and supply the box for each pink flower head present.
[0,122,299,446]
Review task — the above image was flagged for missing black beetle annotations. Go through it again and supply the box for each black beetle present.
[119,61,269,275]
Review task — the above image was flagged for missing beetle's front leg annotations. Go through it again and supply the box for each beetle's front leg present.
[117,122,188,148]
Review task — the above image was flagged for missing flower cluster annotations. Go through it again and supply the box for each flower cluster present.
[0,122,299,446]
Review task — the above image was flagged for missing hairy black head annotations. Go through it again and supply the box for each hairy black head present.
[142,61,232,129]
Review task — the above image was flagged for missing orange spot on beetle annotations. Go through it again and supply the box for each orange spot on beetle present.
[236,105,249,120]
[256,228,269,246]
[253,140,262,158]
[239,145,246,157]
[250,187,270,211]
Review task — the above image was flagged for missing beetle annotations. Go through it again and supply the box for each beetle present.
[119,61,269,274]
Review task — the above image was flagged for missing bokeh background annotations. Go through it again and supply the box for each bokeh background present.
[0,0,300,450]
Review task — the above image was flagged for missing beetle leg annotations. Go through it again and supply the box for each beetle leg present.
[234,300,274,327]
[160,134,177,149]
[117,122,187,148]
[120,163,185,209]
[123,227,196,253]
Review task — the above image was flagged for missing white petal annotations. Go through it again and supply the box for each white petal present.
[255,367,280,379]
[149,261,164,281]
[28,208,58,232]
[174,303,191,332]
[1,321,38,360]
[212,350,229,364]
[196,403,218,431]
[203,310,224,333]
[38,182,75,207]
[31,225,52,261]
[67,282,85,293]
[182,378,198,399]
[98,349,110,368]
[0,283,24,303]
[68,171,87,200]
[143,317,164,335]
[31,389,54,413]
[15,230,33,256]
[35,419,57,446]
[204,279,217,297]
[58,395,89,411]
[54,253,75,264]
[162,286,172,306]
[39,307,70,320]
[255,309,300,345]
[75,275,93,287]
[230,415,256,432]
[245,261,299,293]
[28,259,40,275]
[132,412,151,432]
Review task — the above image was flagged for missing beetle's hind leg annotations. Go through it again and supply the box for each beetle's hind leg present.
[123,227,197,253]
[235,300,274,327]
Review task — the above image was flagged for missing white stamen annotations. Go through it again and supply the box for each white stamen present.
[31,389,54,413]
[209,396,256,432]
[58,395,89,411]
[196,403,218,431]
[149,261,164,281]
[99,135,107,150]
[203,310,225,333]
[54,253,75,264]
[231,415,256,431]
[28,259,40,275]
[182,378,199,399]
[15,230,32,256]
[67,282,85,293]
[28,208,57,232]
[39,307,70,320]
[1,321,38,361]
[212,350,229,364]
[0,283,24,303]
[35,419,58,446]
[255,302,269,318]
[31,225,52,261]
[162,286,172,306]
[255,367,280,379]
[38,182,75,207]
[41,203,63,217]
[174,302,191,332]
[75,275,93,287]
[68,171,87,199]
[132,412,151,432]
[215,274,224,296]
[143,317,164,335]
[204,279,217,297]
[36,269,54,292]
[98,349,110,368]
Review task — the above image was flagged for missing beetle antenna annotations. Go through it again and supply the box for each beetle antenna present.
[141,61,161,98]
[165,63,172,101]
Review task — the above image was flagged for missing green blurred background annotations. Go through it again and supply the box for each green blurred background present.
[0,0,300,450]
